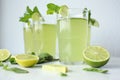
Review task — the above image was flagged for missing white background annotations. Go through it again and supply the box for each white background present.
[0,0,120,57]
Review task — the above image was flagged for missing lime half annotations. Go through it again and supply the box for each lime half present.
[59,5,69,17]
[83,46,110,68]
[0,49,11,61]
[15,54,39,67]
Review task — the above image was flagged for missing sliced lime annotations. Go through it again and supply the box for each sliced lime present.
[0,49,11,61]
[32,12,41,21]
[59,5,69,17]
[83,46,110,68]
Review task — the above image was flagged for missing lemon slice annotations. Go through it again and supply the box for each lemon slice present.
[15,54,39,67]
[83,46,110,68]
[0,49,11,61]
[59,5,69,17]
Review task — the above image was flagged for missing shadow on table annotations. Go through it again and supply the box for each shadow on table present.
[103,57,120,69]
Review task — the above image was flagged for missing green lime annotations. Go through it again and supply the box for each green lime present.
[83,46,110,68]
[0,49,11,61]
[32,12,41,21]
[15,54,39,67]
[59,5,69,17]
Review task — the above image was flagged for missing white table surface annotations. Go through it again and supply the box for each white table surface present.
[0,57,120,80]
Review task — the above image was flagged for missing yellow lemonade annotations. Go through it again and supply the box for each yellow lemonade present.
[58,18,88,64]
[24,27,34,54]
[33,24,57,57]
[24,24,57,57]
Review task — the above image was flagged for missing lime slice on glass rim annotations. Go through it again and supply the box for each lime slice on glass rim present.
[0,49,11,61]
[83,46,110,68]
[32,12,41,21]
[59,5,69,17]
[15,54,39,67]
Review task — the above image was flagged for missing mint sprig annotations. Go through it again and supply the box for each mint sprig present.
[19,6,44,23]
[60,73,67,77]
[83,68,108,73]
[0,62,4,66]
[83,8,88,18]
[3,64,29,73]
[82,8,99,27]
[47,3,60,14]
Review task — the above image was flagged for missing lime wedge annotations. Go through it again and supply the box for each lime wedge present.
[15,54,39,67]
[0,49,11,61]
[83,46,110,68]
[32,12,41,21]
[59,5,69,17]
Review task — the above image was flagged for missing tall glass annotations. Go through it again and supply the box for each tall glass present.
[23,23,34,54]
[39,23,57,57]
[58,8,88,64]
[23,15,57,58]
[87,26,91,45]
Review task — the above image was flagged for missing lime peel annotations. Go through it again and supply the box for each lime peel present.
[0,49,11,61]
[83,46,110,68]
[59,5,69,17]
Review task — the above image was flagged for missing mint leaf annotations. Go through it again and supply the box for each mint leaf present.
[10,67,29,73]
[27,6,33,15]
[3,64,29,73]
[60,73,67,76]
[3,64,10,70]
[33,6,40,13]
[19,13,31,22]
[0,62,4,66]
[83,9,99,27]
[47,9,54,14]
[19,6,44,23]
[9,57,17,64]
[88,10,91,25]
[83,68,108,73]
[83,8,88,18]
[47,3,60,14]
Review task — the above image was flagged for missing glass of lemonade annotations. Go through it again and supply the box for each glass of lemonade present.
[33,22,57,57]
[24,23,34,54]
[58,8,88,64]
[23,15,57,58]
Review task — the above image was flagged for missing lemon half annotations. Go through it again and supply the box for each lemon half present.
[15,54,39,67]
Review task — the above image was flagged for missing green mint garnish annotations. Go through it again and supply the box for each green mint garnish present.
[31,52,36,55]
[37,53,53,64]
[82,8,99,27]
[10,67,29,73]
[60,73,67,76]
[9,57,17,64]
[47,3,60,14]
[83,8,88,18]
[88,10,91,25]
[19,13,31,23]
[83,68,108,73]
[19,6,44,23]
[27,6,33,15]
[47,3,69,17]
[3,64,29,73]
[0,62,4,66]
